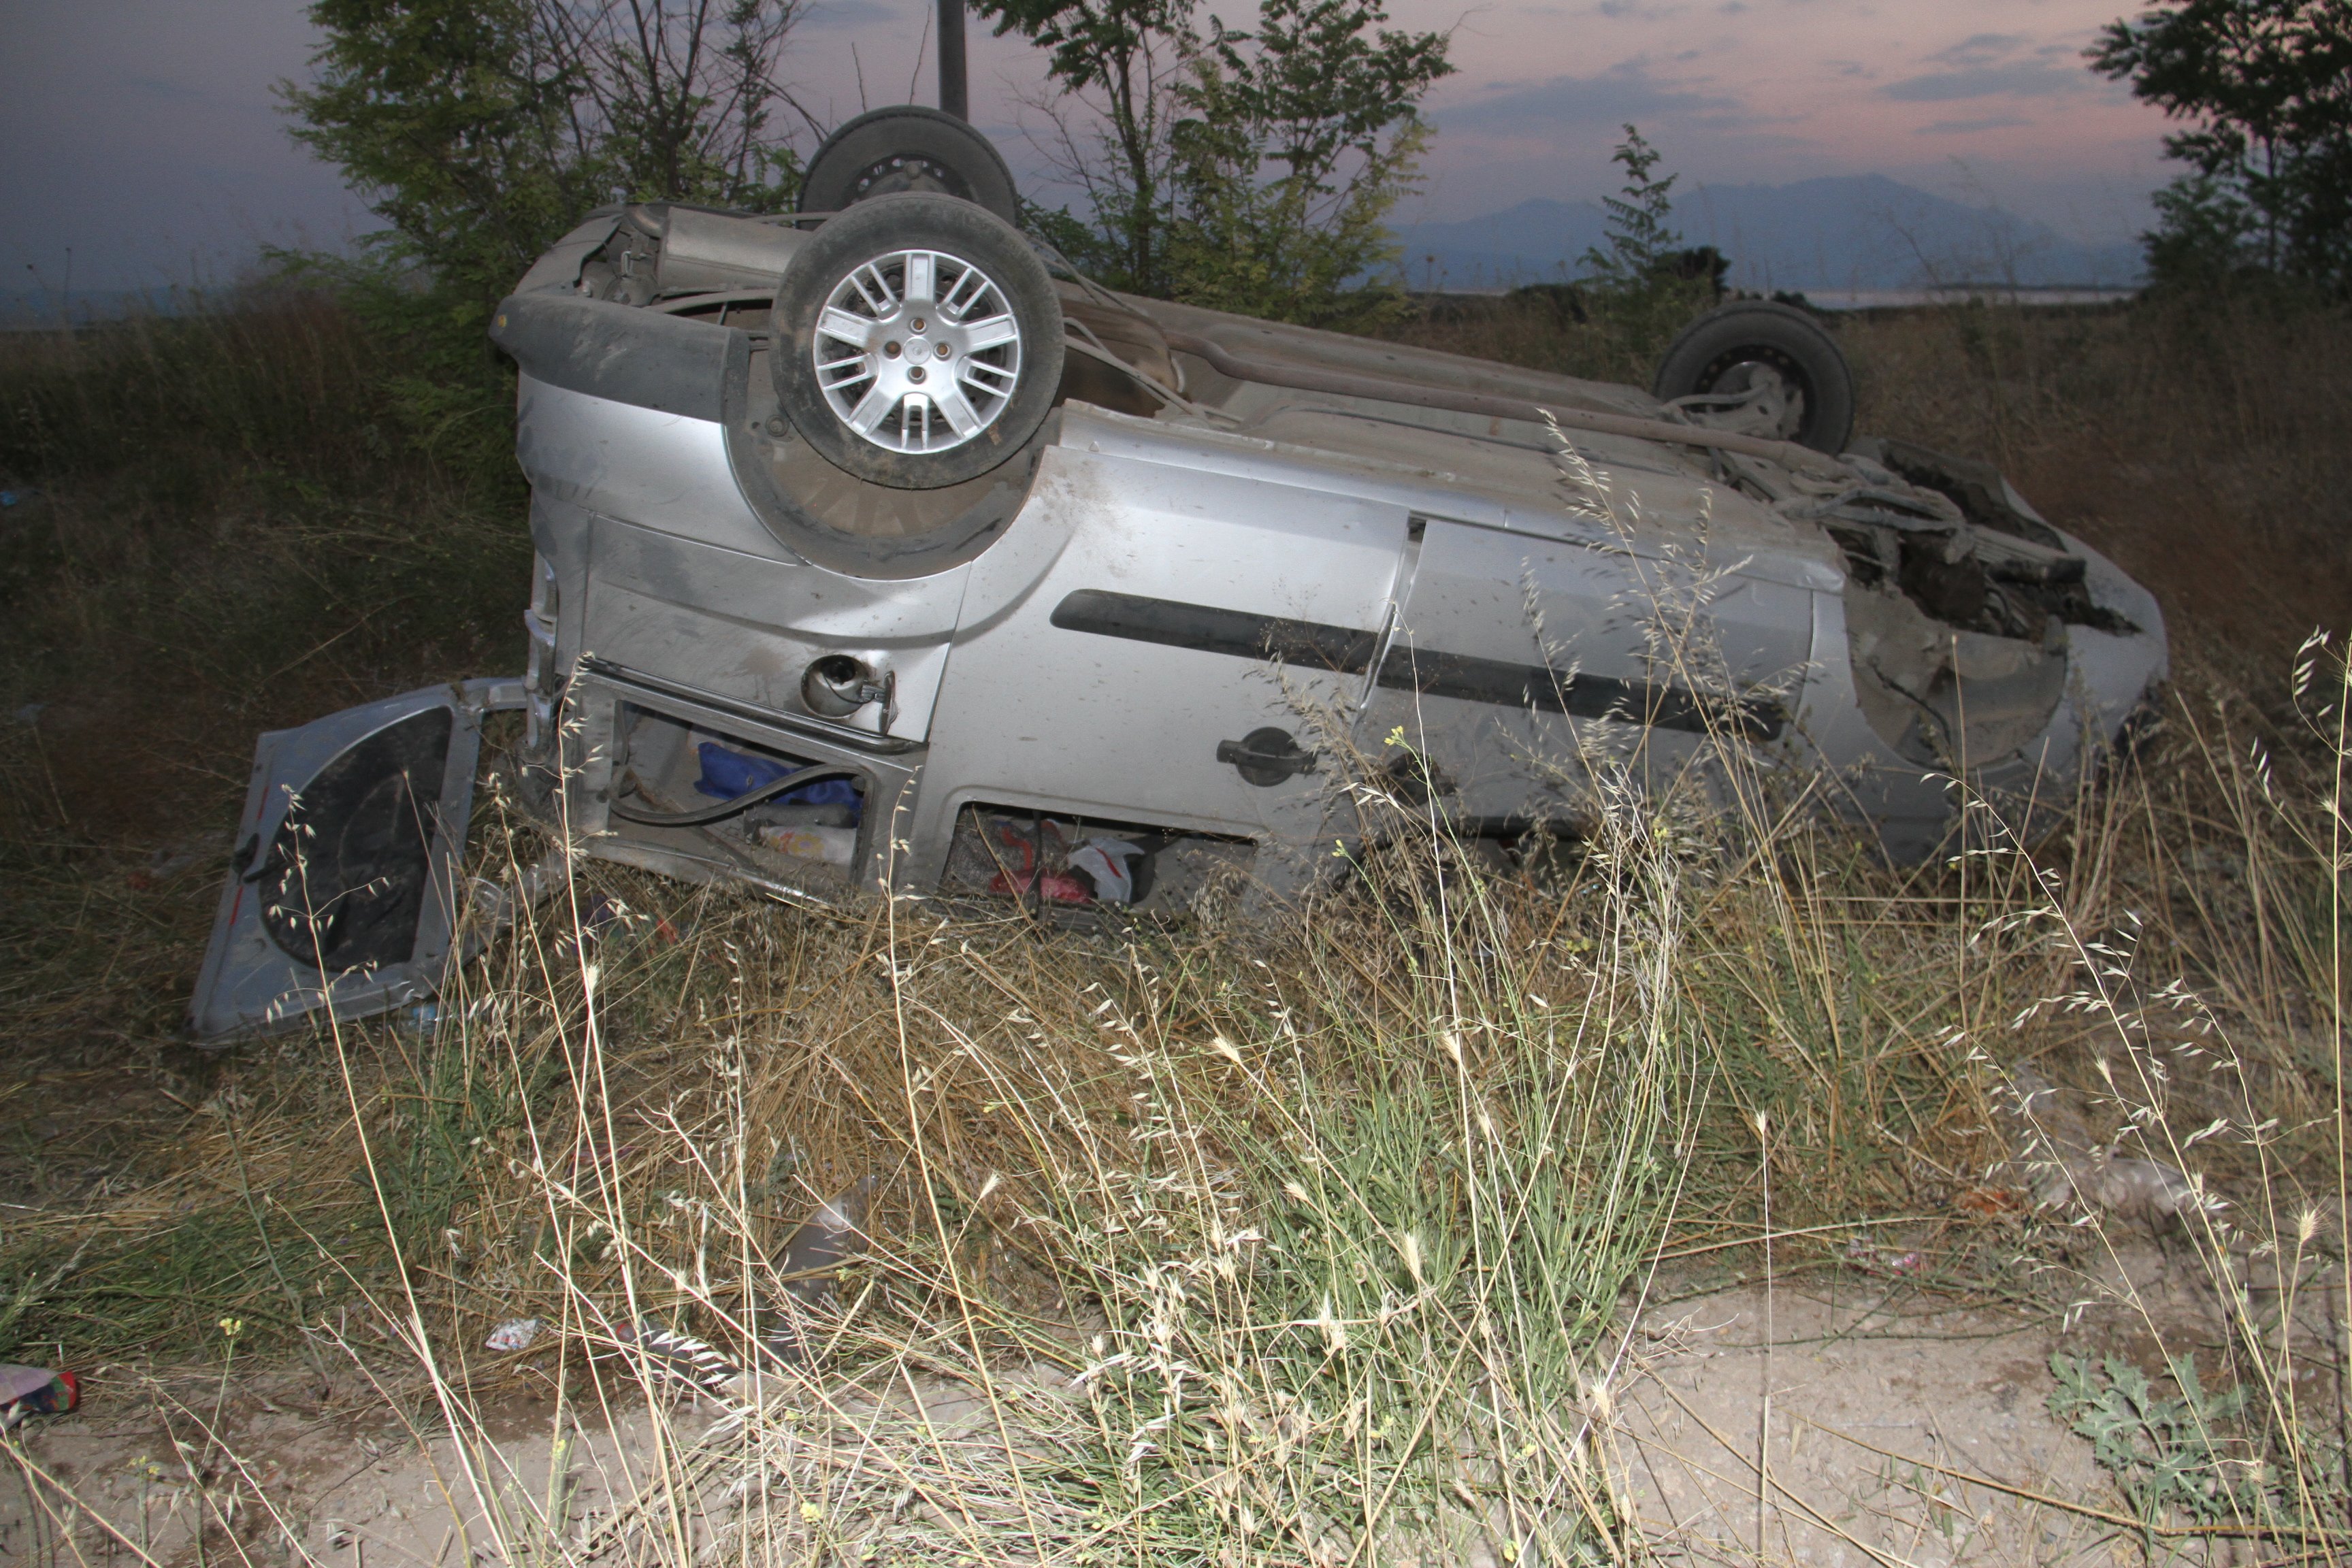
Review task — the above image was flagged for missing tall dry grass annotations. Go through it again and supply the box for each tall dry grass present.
[0,294,531,1073]
[1,289,2349,1562]
[15,649,2338,1563]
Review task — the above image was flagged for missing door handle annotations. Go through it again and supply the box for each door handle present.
[1216,728,1318,786]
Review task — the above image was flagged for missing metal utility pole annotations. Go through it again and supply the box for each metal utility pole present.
[938,0,968,120]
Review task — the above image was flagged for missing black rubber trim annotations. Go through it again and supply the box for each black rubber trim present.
[1049,589,1783,740]
[610,762,857,826]
[1051,589,1382,672]
[493,292,745,422]
[1378,644,1779,740]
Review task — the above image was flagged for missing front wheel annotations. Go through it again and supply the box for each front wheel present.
[771,193,1065,490]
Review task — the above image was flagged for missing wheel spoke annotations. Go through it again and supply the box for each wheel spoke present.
[843,385,898,436]
[959,312,1019,351]
[960,358,1017,398]
[928,382,982,436]
[817,307,874,346]
[848,263,896,316]
[819,358,872,393]
[940,265,988,317]
[902,252,934,308]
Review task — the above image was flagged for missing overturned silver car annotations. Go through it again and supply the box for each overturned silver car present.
[191,108,2166,1037]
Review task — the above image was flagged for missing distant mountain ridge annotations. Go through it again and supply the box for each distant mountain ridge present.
[1392,174,2144,293]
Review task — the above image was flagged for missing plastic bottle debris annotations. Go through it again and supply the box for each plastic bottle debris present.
[485,1318,544,1353]
[767,1179,874,1365]
[776,1179,872,1309]
[0,1365,80,1426]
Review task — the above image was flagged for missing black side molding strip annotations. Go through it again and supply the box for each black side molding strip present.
[1049,589,1782,740]
[1374,644,1780,739]
[1051,589,1382,674]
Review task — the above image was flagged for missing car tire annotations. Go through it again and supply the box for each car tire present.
[771,193,1065,490]
[798,106,1021,226]
[1652,300,1855,454]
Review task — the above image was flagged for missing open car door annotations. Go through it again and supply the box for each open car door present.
[190,679,527,1040]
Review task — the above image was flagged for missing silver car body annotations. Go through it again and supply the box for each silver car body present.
[190,202,2165,1035]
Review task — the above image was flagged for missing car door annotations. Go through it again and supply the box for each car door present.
[1360,517,1811,825]
[189,679,525,1039]
[902,437,1413,891]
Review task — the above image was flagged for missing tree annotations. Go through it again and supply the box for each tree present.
[286,0,591,304]
[979,0,1449,317]
[979,0,1198,292]
[286,0,809,301]
[543,0,806,212]
[2088,0,2352,291]
[1164,0,1451,325]
[1579,125,1682,289]
[1558,126,1720,367]
[282,0,809,480]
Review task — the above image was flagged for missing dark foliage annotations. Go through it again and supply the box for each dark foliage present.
[2089,0,2352,291]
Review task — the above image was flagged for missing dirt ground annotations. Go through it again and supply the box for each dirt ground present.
[1616,1286,2117,1567]
[5,1262,2276,1568]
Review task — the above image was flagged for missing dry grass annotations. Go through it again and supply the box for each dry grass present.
[1,289,2349,1563]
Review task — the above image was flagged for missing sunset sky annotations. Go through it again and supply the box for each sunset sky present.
[3,0,2178,291]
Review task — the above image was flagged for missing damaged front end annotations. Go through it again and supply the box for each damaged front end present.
[1776,439,2164,858]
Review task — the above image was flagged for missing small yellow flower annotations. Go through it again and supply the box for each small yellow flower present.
[799,1500,825,1523]
[218,1317,244,1341]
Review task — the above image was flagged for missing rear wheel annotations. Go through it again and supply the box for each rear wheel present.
[771,193,1064,490]
[798,106,1021,225]
[1652,300,1855,454]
